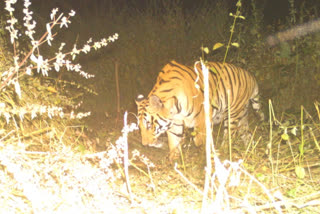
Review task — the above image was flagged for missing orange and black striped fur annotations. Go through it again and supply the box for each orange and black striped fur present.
[135,60,264,160]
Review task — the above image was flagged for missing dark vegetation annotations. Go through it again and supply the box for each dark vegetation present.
[0,0,320,213]
[24,0,320,117]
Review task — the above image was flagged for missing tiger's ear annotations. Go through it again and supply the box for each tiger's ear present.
[148,95,163,112]
[135,94,145,105]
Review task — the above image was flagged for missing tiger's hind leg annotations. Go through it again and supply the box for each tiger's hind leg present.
[221,118,239,148]
[237,113,252,145]
[250,90,265,122]
[221,110,251,147]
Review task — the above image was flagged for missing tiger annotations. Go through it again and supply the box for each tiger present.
[135,60,264,161]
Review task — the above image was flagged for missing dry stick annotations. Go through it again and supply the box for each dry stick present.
[1,12,88,91]
[0,130,15,142]
[114,59,121,123]
[123,112,133,202]
[174,163,203,195]
[237,164,283,213]
[299,106,305,165]
[268,99,275,186]
[0,12,63,91]
[18,127,52,139]
[310,129,320,152]
[227,89,232,161]
[233,191,320,212]
[199,61,214,214]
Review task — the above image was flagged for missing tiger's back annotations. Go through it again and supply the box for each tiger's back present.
[136,60,263,160]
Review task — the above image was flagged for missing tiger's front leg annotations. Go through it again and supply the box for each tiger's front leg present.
[166,124,184,161]
[192,110,208,147]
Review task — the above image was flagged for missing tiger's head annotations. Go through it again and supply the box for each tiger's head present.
[135,94,173,147]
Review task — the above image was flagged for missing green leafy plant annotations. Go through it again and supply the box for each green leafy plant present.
[201,0,245,63]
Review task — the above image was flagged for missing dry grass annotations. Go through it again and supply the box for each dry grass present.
[0,141,119,213]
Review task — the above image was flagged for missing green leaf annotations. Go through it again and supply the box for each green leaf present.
[76,144,86,153]
[239,15,245,20]
[209,67,218,74]
[255,173,265,181]
[281,133,289,141]
[201,46,210,54]
[290,127,297,136]
[295,166,305,179]
[287,188,297,198]
[231,42,239,48]
[213,43,224,51]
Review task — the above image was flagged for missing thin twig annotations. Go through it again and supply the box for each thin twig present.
[114,59,120,124]
[122,112,133,202]
[174,163,203,195]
